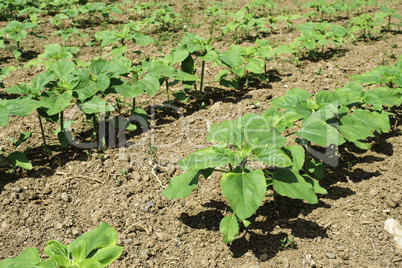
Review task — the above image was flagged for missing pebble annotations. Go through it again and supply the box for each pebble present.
[200,259,209,266]
[138,250,148,260]
[9,186,21,192]
[61,192,70,202]
[259,253,268,262]
[326,252,336,259]
[155,232,168,241]
[72,229,80,237]
[141,201,154,212]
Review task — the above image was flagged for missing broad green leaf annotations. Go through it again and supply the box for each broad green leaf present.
[351,109,390,133]
[6,98,41,117]
[72,78,100,102]
[6,85,30,95]
[8,151,32,170]
[253,145,291,167]
[207,121,243,148]
[220,214,240,244]
[273,168,318,204]
[270,88,311,110]
[302,174,327,195]
[220,170,267,221]
[162,170,201,199]
[37,256,71,268]
[90,245,124,266]
[0,106,9,126]
[367,87,401,107]
[167,44,190,65]
[114,82,144,99]
[132,32,155,45]
[338,115,375,147]
[218,51,243,69]
[31,71,55,92]
[297,120,345,146]
[307,158,325,181]
[178,147,231,170]
[80,96,114,114]
[50,60,75,79]
[245,57,264,74]
[42,91,72,116]
[139,73,160,96]
[72,239,86,265]
[58,131,70,148]
[79,259,102,268]
[68,223,118,260]
[109,57,132,75]
[284,144,305,171]
[0,248,41,268]
[89,60,113,76]
[44,240,68,259]
[112,46,127,57]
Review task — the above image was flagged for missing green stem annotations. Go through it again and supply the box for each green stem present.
[165,78,169,103]
[92,114,98,140]
[37,112,50,156]
[132,97,136,115]
[199,60,205,101]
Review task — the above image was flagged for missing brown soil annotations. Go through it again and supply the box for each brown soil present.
[1,0,402,267]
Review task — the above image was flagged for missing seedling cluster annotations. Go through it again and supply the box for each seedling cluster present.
[0,0,401,260]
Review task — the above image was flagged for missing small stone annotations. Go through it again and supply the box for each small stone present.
[72,229,80,237]
[200,259,209,266]
[9,186,21,192]
[1,222,9,229]
[104,158,113,167]
[131,171,140,181]
[141,201,154,212]
[122,239,133,244]
[41,187,52,195]
[138,250,148,260]
[326,252,336,259]
[142,174,150,182]
[156,232,169,241]
[259,253,268,262]
[61,192,70,202]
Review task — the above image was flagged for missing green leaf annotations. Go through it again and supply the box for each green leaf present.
[270,88,311,110]
[114,82,144,99]
[90,245,124,266]
[167,45,190,65]
[111,46,127,57]
[57,131,70,148]
[50,60,75,79]
[162,170,201,199]
[80,96,114,114]
[72,78,100,102]
[38,256,71,268]
[253,145,291,167]
[8,151,32,170]
[178,147,231,170]
[218,51,243,69]
[72,239,86,265]
[307,158,325,181]
[0,248,41,268]
[0,106,9,127]
[68,223,119,261]
[219,214,240,244]
[273,168,318,204]
[6,98,41,117]
[44,240,69,259]
[42,91,72,116]
[78,259,102,268]
[338,115,375,147]
[220,170,267,221]
[303,174,327,195]
[14,132,32,149]
[245,57,264,74]
[139,73,160,96]
[132,32,155,45]
[297,115,345,146]
[284,145,305,171]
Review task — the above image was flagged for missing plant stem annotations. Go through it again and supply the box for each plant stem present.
[37,112,50,156]
[165,77,170,103]
[199,60,205,101]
